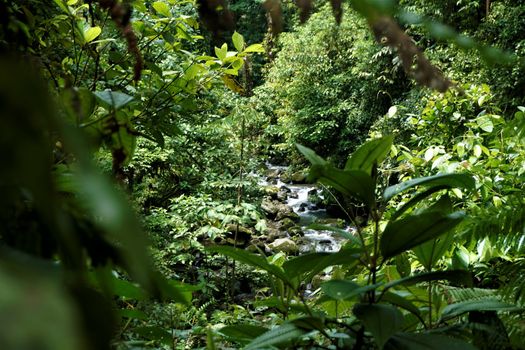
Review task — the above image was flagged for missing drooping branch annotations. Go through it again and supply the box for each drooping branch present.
[97,0,143,82]
[370,16,452,92]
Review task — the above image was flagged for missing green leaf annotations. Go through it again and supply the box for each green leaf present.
[322,280,382,301]
[133,326,172,345]
[53,0,70,14]
[219,324,268,343]
[385,333,478,350]
[111,277,145,300]
[152,1,171,17]
[297,144,376,208]
[395,253,411,277]
[390,185,448,221]
[476,115,494,132]
[117,308,147,320]
[380,211,465,259]
[83,26,101,44]
[282,249,360,282]
[441,300,522,321]
[381,292,421,317]
[245,323,306,350]
[345,135,393,174]
[244,43,265,53]
[296,143,326,166]
[413,231,455,270]
[354,304,404,348]
[207,246,289,283]
[232,31,245,52]
[93,90,134,110]
[215,43,227,61]
[384,173,475,201]
[383,270,473,291]
[317,167,375,208]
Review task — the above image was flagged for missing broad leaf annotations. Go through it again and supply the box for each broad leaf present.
[322,280,382,301]
[383,270,473,291]
[354,304,404,348]
[219,324,268,343]
[232,31,245,51]
[282,249,360,281]
[207,246,289,283]
[385,333,478,350]
[133,326,172,345]
[244,43,265,53]
[83,26,101,44]
[476,115,494,133]
[296,143,326,166]
[413,231,455,270]
[441,299,522,320]
[381,292,421,317]
[390,185,448,221]
[215,43,228,61]
[345,135,393,174]
[152,1,171,17]
[380,211,465,259]
[245,323,306,350]
[93,90,134,110]
[298,144,376,207]
[384,173,475,201]
[313,166,375,208]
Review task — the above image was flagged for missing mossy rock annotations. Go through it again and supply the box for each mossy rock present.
[287,225,304,237]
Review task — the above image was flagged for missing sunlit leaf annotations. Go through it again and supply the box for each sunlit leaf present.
[152,1,171,17]
[83,26,101,44]
[384,173,475,201]
[380,211,465,259]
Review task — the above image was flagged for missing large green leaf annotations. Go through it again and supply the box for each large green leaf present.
[245,323,307,350]
[314,167,375,207]
[383,270,473,291]
[390,185,448,221]
[380,211,465,259]
[297,144,376,207]
[232,31,245,51]
[381,292,421,317]
[354,304,404,348]
[93,90,134,110]
[441,299,522,321]
[413,231,455,271]
[384,173,475,201]
[152,1,171,17]
[322,280,382,301]
[282,249,360,282]
[296,143,327,166]
[83,26,101,44]
[345,135,393,174]
[207,246,289,283]
[219,324,268,343]
[385,333,478,350]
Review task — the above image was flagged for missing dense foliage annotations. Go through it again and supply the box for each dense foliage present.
[1,0,525,349]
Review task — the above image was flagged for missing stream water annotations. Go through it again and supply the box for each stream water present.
[257,164,351,254]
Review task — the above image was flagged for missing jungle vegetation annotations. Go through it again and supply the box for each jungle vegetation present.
[1,0,525,349]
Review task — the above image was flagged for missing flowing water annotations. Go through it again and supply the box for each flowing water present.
[257,164,353,254]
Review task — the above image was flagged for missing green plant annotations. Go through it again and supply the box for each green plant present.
[210,136,522,349]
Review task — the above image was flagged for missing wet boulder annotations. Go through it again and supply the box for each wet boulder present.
[287,225,304,237]
[291,171,307,184]
[269,238,298,254]
[279,217,295,231]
